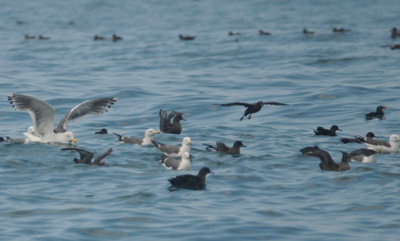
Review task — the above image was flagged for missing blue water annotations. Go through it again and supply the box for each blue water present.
[1,0,400,240]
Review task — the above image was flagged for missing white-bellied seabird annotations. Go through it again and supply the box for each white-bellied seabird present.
[159,152,191,171]
[358,134,400,153]
[342,148,377,163]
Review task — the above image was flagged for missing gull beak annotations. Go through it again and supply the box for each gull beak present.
[154,131,160,134]
[71,138,77,143]
[188,142,192,145]
[182,118,186,121]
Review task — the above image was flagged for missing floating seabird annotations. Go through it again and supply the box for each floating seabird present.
[0,137,4,142]
[219,101,288,121]
[341,132,376,144]
[228,31,242,36]
[179,35,195,40]
[391,27,400,38]
[159,152,191,171]
[93,35,105,41]
[390,44,400,50]
[113,128,160,145]
[358,134,400,153]
[112,34,122,42]
[332,27,350,32]
[300,146,350,172]
[61,148,112,166]
[95,128,108,134]
[342,148,377,163]
[203,140,246,155]
[24,34,35,39]
[365,106,386,120]
[159,109,185,134]
[152,136,192,157]
[8,94,117,144]
[259,30,271,35]
[38,35,50,40]
[314,125,342,136]
[168,167,213,190]
[303,28,314,35]
[5,126,36,143]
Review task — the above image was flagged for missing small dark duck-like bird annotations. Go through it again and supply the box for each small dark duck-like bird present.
[203,141,246,155]
[24,34,35,39]
[365,106,386,120]
[300,146,350,172]
[391,27,400,38]
[179,35,195,40]
[159,110,185,134]
[303,28,314,35]
[61,148,112,166]
[341,132,376,144]
[95,128,108,134]
[219,101,288,121]
[332,27,350,33]
[38,35,50,40]
[228,31,242,36]
[112,34,122,42]
[314,125,342,136]
[168,167,213,190]
[93,35,105,41]
[259,30,271,35]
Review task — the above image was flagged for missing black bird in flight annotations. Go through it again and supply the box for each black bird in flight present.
[219,101,288,121]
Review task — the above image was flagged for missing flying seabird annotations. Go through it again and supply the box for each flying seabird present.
[61,148,112,166]
[342,148,377,163]
[391,27,400,38]
[365,106,386,120]
[357,134,400,153]
[300,146,350,172]
[159,109,185,134]
[314,125,342,136]
[332,27,350,32]
[259,30,271,35]
[340,132,376,144]
[219,101,288,121]
[303,28,314,35]
[8,94,117,144]
[114,128,160,145]
[168,167,213,190]
[95,128,108,134]
[179,35,195,40]
[152,136,192,157]
[203,140,246,155]
[159,152,191,171]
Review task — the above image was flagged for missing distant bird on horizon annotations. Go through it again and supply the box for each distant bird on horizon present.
[259,30,271,35]
[95,128,108,134]
[112,34,122,42]
[303,28,314,35]
[93,35,105,41]
[38,35,50,40]
[179,34,195,40]
[219,101,288,121]
[228,31,242,36]
[300,146,350,172]
[24,34,35,39]
[314,125,342,136]
[332,27,351,33]
[61,148,112,166]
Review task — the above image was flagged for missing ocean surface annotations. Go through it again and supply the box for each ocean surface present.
[1,0,400,240]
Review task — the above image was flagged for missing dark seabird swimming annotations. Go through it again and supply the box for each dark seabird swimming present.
[168,167,213,190]
[159,109,185,134]
[152,136,192,157]
[203,140,246,155]
[228,31,242,36]
[314,125,342,136]
[8,94,117,144]
[300,146,350,172]
[179,35,195,40]
[259,30,271,35]
[390,44,400,50]
[303,28,314,35]
[342,148,377,163]
[95,128,108,134]
[24,34,35,39]
[332,27,350,32]
[61,148,112,166]
[219,101,288,121]
[93,35,105,41]
[159,152,191,171]
[112,34,122,42]
[357,134,400,153]
[0,137,4,142]
[38,35,50,40]
[391,27,400,38]
[340,132,376,144]
[114,128,160,145]
[365,106,386,120]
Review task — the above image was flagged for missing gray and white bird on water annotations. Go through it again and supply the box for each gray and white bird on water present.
[358,134,400,153]
[159,152,191,171]
[152,137,192,157]
[219,101,288,121]
[8,94,117,144]
[114,128,160,145]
